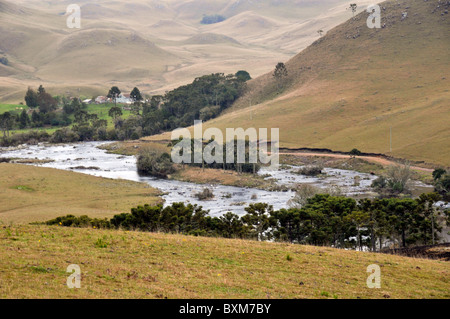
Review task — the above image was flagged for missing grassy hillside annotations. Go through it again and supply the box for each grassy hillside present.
[197,0,449,166]
[0,223,448,299]
[0,163,161,224]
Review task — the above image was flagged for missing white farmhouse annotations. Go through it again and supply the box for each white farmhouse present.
[116,93,133,104]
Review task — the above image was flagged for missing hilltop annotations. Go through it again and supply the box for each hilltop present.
[197,0,450,166]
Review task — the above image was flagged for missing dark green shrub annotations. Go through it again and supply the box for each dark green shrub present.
[137,149,175,178]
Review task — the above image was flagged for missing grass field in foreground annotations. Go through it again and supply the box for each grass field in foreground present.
[0,163,161,224]
[0,224,448,299]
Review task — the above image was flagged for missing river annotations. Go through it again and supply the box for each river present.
[0,141,432,217]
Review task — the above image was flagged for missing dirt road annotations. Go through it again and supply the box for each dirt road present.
[278,151,434,173]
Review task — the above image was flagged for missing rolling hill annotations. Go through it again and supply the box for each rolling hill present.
[196,0,450,166]
[0,0,376,102]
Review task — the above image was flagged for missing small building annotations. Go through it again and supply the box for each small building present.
[116,93,133,105]
[95,96,108,104]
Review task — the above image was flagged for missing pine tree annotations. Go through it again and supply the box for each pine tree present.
[273,62,288,90]
[130,87,143,102]
[107,86,121,107]
[24,87,38,108]
[19,109,30,129]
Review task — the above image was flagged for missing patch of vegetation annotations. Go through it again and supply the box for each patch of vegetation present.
[95,237,108,248]
[0,57,8,66]
[171,138,261,174]
[432,168,450,201]
[136,149,175,178]
[142,73,246,135]
[48,193,448,251]
[30,266,50,274]
[45,215,111,228]
[2,72,248,147]
[372,164,413,197]
[200,14,226,25]
[11,185,34,192]
[349,148,362,156]
[194,187,215,201]
[295,165,323,176]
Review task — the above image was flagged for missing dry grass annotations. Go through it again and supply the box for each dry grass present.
[0,163,161,224]
[171,166,284,191]
[0,224,448,299]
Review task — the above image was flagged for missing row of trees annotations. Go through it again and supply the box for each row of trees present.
[139,72,248,134]
[170,138,261,173]
[46,193,449,251]
[136,138,262,179]
[2,72,249,146]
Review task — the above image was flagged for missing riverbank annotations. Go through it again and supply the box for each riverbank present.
[0,163,162,224]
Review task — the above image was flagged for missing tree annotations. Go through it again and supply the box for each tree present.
[74,110,89,124]
[288,184,321,209]
[19,109,30,129]
[137,149,175,178]
[130,87,143,103]
[24,87,38,108]
[235,70,251,82]
[434,173,450,199]
[241,203,273,241]
[350,148,362,156]
[35,85,57,114]
[37,85,46,95]
[432,168,446,181]
[31,110,41,126]
[37,92,58,113]
[218,212,245,238]
[108,106,123,119]
[273,62,288,90]
[417,193,442,245]
[107,86,121,107]
[386,164,412,194]
[345,211,370,250]
[349,3,357,17]
[0,112,14,137]
[373,164,412,196]
[317,29,323,37]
